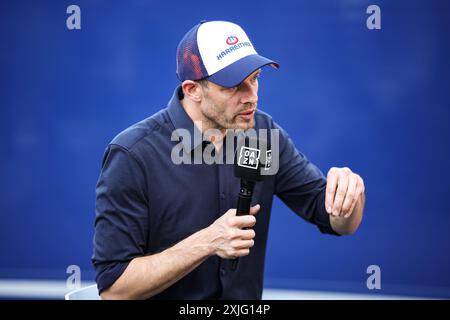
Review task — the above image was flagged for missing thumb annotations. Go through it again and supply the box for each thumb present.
[249,204,261,215]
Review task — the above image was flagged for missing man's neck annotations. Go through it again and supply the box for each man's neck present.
[180,99,227,151]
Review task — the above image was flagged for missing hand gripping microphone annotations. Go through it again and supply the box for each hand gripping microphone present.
[231,135,269,270]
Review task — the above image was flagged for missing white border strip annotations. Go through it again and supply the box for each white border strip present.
[0,279,437,300]
[0,280,95,299]
[262,289,431,300]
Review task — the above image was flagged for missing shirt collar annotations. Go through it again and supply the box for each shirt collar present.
[167,86,204,152]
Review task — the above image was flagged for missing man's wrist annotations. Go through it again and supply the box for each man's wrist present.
[192,227,216,257]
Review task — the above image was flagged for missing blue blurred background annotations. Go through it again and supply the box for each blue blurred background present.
[1,0,450,299]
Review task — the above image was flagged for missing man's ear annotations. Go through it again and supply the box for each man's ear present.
[181,80,202,103]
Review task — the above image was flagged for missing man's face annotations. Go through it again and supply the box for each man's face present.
[199,69,261,131]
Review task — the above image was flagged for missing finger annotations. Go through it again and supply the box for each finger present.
[249,204,261,215]
[235,215,257,228]
[325,168,338,214]
[341,175,358,216]
[231,239,255,250]
[239,228,256,240]
[345,179,364,218]
[236,248,250,257]
[332,173,349,216]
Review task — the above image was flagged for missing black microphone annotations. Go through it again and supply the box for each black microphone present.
[231,135,268,270]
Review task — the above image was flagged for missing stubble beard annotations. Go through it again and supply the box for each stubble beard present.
[201,99,256,132]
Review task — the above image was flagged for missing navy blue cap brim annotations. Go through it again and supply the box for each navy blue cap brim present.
[206,54,279,88]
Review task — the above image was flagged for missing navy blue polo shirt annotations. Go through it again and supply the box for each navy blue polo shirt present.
[92,86,339,299]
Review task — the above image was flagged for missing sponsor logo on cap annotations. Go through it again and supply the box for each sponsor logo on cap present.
[226,35,239,45]
[216,41,253,61]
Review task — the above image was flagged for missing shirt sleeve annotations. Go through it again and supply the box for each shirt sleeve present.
[274,122,340,236]
[92,144,149,294]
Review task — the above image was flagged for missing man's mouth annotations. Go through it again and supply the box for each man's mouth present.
[237,109,255,121]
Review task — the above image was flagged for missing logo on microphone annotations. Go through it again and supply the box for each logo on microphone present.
[226,35,239,45]
[238,147,260,170]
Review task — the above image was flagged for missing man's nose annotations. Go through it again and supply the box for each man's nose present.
[240,81,258,105]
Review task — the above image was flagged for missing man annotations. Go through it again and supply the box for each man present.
[92,20,365,300]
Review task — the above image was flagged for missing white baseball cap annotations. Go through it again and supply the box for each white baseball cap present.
[176,20,279,88]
